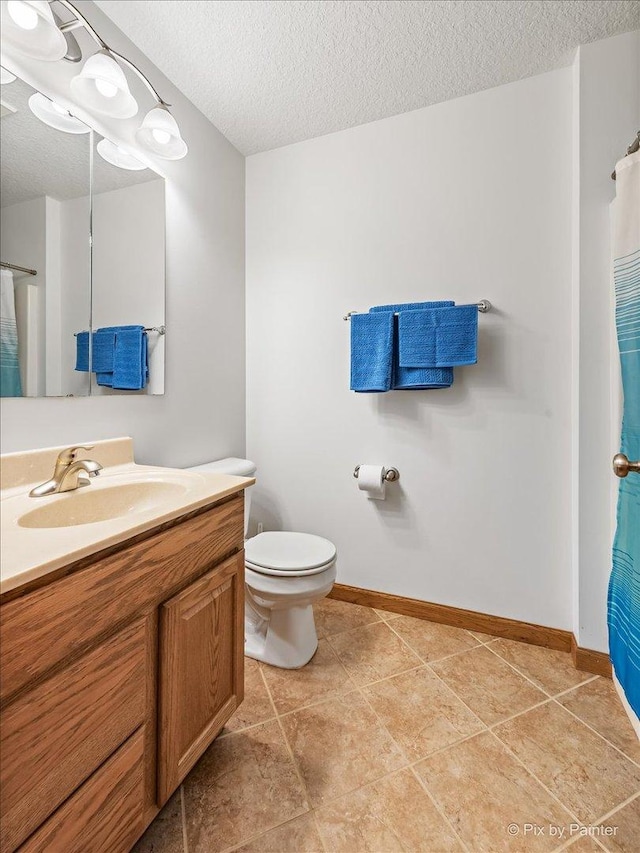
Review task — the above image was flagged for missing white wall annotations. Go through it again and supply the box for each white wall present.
[0,1,245,467]
[573,30,640,651]
[247,69,574,630]
[91,179,165,395]
[59,195,91,397]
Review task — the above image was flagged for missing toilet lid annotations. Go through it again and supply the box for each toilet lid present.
[245,531,336,572]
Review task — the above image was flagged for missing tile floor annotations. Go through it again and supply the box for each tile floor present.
[134,599,640,853]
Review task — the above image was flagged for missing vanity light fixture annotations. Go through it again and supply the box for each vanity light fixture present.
[1,0,187,160]
[136,104,188,160]
[1,1,67,61]
[70,49,138,118]
[0,66,16,84]
[28,92,89,133]
[96,137,147,171]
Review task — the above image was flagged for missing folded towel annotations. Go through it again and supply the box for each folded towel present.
[92,329,116,374]
[371,302,455,389]
[75,331,89,372]
[399,304,478,367]
[350,311,394,392]
[112,326,148,390]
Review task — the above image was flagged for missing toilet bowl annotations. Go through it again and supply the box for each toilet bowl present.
[186,458,336,669]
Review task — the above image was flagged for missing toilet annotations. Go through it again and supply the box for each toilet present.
[186,458,336,669]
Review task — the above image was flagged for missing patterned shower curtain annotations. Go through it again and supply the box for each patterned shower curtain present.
[609,149,640,719]
[0,268,23,398]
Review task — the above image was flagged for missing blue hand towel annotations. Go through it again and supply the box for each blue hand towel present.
[112,326,148,390]
[75,331,89,372]
[92,329,116,374]
[371,302,455,389]
[399,304,478,367]
[350,311,394,392]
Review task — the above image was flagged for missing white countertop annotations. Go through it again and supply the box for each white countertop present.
[1,438,252,596]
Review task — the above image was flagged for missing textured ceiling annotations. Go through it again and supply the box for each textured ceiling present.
[95,0,640,155]
[1,77,159,208]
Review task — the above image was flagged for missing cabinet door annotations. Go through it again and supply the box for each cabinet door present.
[158,551,244,804]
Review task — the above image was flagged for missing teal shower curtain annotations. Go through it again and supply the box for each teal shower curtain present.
[0,268,23,398]
[609,149,640,720]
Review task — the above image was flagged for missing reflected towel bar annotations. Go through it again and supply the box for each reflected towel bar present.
[74,325,166,336]
[343,300,492,320]
[1,261,37,276]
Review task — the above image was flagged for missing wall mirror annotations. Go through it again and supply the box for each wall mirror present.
[0,74,165,397]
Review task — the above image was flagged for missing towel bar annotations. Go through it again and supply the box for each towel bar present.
[74,325,166,336]
[343,300,492,320]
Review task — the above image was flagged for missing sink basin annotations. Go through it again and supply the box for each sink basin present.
[18,481,188,529]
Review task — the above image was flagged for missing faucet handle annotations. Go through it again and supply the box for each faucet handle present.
[57,445,95,464]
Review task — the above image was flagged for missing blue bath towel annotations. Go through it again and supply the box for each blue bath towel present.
[350,311,394,392]
[112,326,148,390]
[75,331,89,372]
[371,302,454,389]
[399,304,478,368]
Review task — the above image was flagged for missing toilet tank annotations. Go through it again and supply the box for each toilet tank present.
[185,457,256,537]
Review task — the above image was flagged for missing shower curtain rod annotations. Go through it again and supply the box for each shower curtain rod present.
[611,131,639,180]
[1,261,37,276]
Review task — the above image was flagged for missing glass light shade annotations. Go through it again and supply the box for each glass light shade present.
[0,66,16,84]
[97,138,147,171]
[1,1,67,61]
[70,51,138,118]
[28,93,90,134]
[135,105,187,160]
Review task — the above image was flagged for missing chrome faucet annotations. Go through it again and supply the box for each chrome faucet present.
[29,446,103,498]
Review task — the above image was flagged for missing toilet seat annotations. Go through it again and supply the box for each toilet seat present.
[245,531,336,576]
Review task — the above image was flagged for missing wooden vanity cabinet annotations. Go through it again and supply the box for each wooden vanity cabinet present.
[0,492,245,853]
[158,551,244,803]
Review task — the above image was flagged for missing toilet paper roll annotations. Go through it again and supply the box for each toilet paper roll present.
[357,465,386,500]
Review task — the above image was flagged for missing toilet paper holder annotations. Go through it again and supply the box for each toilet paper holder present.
[353,465,400,482]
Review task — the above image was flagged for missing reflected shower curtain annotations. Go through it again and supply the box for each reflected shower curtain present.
[609,149,640,719]
[0,268,22,397]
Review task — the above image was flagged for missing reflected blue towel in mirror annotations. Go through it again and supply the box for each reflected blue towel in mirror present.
[350,311,394,392]
[112,326,148,390]
[75,331,89,372]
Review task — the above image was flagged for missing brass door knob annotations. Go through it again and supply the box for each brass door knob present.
[613,453,640,478]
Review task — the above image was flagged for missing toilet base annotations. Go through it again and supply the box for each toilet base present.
[245,602,319,669]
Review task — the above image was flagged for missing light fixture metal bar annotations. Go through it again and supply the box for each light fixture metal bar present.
[55,0,171,106]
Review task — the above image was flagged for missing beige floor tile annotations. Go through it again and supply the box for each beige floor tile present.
[389,615,481,662]
[558,678,640,764]
[564,839,606,852]
[233,813,324,852]
[414,731,573,852]
[374,608,401,621]
[490,638,593,696]
[132,791,184,853]
[494,703,640,823]
[328,621,422,686]
[222,658,275,734]
[601,795,640,852]
[261,639,356,714]
[182,720,309,852]
[280,691,407,806]
[469,630,498,643]
[314,597,380,638]
[362,666,485,761]
[430,645,547,725]
[314,767,462,852]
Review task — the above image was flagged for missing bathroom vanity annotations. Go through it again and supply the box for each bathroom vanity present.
[0,439,252,852]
